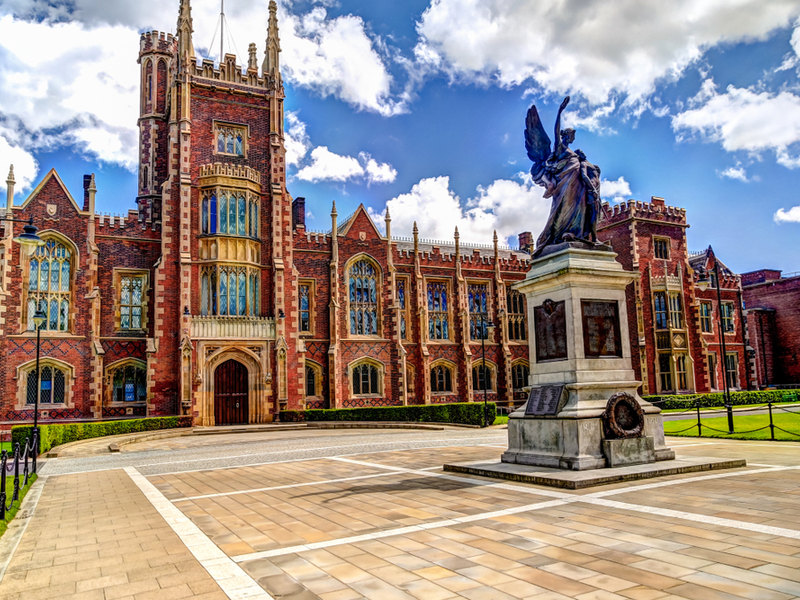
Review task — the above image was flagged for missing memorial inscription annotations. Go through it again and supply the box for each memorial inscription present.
[581,300,622,358]
[525,384,565,416]
[534,299,567,362]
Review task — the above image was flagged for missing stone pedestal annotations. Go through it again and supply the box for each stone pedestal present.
[502,244,674,470]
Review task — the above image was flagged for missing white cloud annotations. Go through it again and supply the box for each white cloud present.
[296,146,363,182]
[372,174,550,245]
[0,137,38,201]
[285,111,311,167]
[360,153,397,184]
[415,0,800,107]
[775,205,800,223]
[599,176,632,203]
[294,146,396,184]
[672,81,800,167]
[281,7,405,116]
[718,166,751,182]
[0,15,140,185]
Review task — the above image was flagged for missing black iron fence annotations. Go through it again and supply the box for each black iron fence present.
[0,430,38,520]
[652,393,800,440]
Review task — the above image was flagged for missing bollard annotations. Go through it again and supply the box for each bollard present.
[769,402,775,441]
[696,402,702,436]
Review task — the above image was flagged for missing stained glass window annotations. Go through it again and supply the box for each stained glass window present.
[349,260,378,335]
[427,282,449,340]
[27,239,71,331]
[431,365,452,393]
[507,290,527,341]
[111,364,147,403]
[120,275,145,330]
[468,283,489,340]
[26,365,66,404]
[299,284,311,332]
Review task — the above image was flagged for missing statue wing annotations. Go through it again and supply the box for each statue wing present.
[525,104,552,167]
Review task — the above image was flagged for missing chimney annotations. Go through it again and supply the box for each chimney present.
[83,175,92,211]
[292,197,306,230]
[518,231,533,254]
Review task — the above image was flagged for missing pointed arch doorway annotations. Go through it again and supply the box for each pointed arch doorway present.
[214,359,249,425]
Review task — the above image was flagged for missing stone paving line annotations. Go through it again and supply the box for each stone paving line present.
[4,432,800,600]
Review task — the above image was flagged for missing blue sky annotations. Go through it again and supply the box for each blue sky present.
[2,0,800,273]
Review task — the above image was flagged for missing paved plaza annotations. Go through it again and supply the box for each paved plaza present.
[0,428,799,600]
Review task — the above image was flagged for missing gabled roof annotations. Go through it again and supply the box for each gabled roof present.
[336,204,384,239]
[15,168,88,215]
[689,245,735,276]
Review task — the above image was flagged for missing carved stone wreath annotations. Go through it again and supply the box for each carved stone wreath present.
[603,392,644,439]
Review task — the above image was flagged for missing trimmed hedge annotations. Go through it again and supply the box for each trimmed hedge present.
[12,416,193,455]
[643,389,800,411]
[281,402,494,427]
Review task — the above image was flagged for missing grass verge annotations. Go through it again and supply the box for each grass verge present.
[493,416,509,425]
[664,411,800,441]
[0,473,38,539]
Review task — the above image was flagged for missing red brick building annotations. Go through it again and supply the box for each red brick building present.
[598,197,753,396]
[742,269,800,388]
[0,0,532,427]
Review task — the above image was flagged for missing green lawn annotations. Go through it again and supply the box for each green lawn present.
[664,410,800,441]
[493,416,509,426]
[662,402,799,414]
[0,473,37,539]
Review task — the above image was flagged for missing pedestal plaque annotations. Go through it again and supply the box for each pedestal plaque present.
[534,299,567,362]
[581,299,622,358]
[524,385,565,416]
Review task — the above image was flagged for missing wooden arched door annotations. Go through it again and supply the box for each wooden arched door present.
[214,359,249,425]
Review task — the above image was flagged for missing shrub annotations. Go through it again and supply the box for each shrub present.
[12,416,193,455]
[298,402,493,427]
[643,389,800,411]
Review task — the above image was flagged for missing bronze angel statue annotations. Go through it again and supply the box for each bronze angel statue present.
[525,96,602,256]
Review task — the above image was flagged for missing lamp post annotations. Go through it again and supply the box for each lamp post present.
[480,313,496,428]
[32,309,47,453]
[697,262,734,433]
[1,216,45,456]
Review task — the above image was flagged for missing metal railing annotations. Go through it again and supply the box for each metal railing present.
[0,430,38,520]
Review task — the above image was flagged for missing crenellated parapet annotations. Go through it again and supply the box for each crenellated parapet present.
[600,196,687,228]
[139,31,177,57]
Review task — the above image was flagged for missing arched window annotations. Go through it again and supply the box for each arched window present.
[349,259,378,336]
[202,193,209,234]
[427,282,449,340]
[472,362,495,393]
[235,133,243,156]
[352,362,380,396]
[305,361,322,398]
[431,363,453,393]
[22,360,72,405]
[512,362,529,390]
[27,239,72,331]
[26,365,65,404]
[109,362,147,403]
[238,194,246,235]
[507,289,527,341]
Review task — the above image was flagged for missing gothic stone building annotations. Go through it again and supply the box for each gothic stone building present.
[0,0,533,427]
[598,197,753,396]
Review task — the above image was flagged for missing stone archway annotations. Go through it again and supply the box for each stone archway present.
[197,346,270,426]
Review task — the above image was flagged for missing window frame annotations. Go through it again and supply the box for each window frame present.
[707,352,717,390]
[471,359,497,394]
[16,358,75,410]
[298,279,314,335]
[212,121,249,158]
[347,256,381,338]
[304,360,323,399]
[700,301,713,333]
[113,269,149,333]
[200,188,259,239]
[430,360,456,395]
[467,280,492,341]
[668,292,684,330]
[721,302,735,333]
[511,360,530,391]
[396,276,411,342]
[349,359,383,398]
[105,358,148,405]
[426,278,452,342]
[658,352,673,393]
[200,265,260,317]
[725,352,739,389]
[506,289,527,342]
[653,291,669,331]
[24,235,76,334]
[653,236,670,260]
